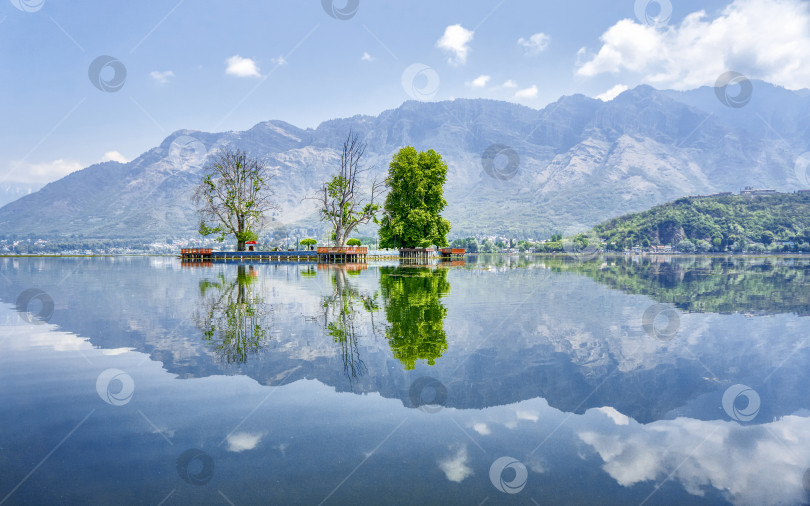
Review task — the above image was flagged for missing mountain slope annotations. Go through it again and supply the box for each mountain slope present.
[0,82,808,240]
[593,192,810,250]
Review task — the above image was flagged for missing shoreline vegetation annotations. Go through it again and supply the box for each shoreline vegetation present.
[2,192,807,256]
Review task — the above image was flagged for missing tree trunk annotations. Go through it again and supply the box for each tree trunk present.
[237,240,245,251]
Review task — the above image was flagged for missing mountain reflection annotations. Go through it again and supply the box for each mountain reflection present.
[544,255,810,316]
[379,266,450,370]
[194,265,271,364]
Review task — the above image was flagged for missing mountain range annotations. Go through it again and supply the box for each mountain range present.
[1,80,809,241]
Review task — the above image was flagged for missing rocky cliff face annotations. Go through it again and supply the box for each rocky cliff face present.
[1,81,807,239]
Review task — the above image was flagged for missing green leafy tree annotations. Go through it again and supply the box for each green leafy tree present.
[194,148,276,251]
[378,147,450,249]
[317,132,383,247]
[346,238,362,246]
[300,238,317,250]
[676,239,696,253]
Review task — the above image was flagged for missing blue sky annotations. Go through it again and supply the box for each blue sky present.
[2,0,808,185]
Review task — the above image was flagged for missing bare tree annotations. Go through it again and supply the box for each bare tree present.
[194,148,276,251]
[317,131,384,247]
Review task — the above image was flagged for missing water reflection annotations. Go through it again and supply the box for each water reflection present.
[544,255,810,315]
[194,265,270,364]
[319,265,380,382]
[380,266,450,370]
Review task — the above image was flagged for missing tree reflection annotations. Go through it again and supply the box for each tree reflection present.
[194,265,270,364]
[320,266,380,383]
[379,266,450,370]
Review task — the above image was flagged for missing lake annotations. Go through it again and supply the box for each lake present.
[1,254,810,505]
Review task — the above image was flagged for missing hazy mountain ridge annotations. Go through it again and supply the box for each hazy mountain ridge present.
[1,81,808,240]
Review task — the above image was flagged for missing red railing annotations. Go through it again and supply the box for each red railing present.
[180,248,212,255]
[440,248,466,255]
[316,247,368,254]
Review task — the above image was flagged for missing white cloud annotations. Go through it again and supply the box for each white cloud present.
[149,70,174,84]
[436,24,474,65]
[579,412,810,505]
[595,84,630,102]
[226,432,263,452]
[438,445,473,482]
[595,406,630,425]
[271,56,287,66]
[472,423,491,435]
[515,85,539,99]
[5,159,83,184]
[225,55,261,78]
[100,151,127,163]
[576,0,810,90]
[503,80,518,88]
[467,75,491,88]
[518,33,551,55]
[361,52,373,62]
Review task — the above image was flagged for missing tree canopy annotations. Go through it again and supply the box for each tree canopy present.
[378,147,450,249]
[194,148,275,251]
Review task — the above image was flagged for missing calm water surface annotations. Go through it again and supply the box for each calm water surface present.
[1,255,810,505]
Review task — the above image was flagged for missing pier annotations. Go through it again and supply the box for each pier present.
[439,248,466,260]
[180,248,316,262]
[317,247,368,263]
